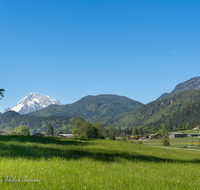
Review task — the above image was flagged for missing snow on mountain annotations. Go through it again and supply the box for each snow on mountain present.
[4,92,62,114]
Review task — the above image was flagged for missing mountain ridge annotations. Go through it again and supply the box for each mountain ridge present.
[147,97,200,130]
[29,94,144,121]
[5,92,62,114]
[101,89,200,128]
[157,76,200,100]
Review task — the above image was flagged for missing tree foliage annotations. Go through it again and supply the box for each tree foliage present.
[132,127,138,135]
[0,111,71,134]
[12,125,30,136]
[138,128,143,135]
[72,116,104,139]
[46,124,54,137]
[108,125,115,138]
[0,88,5,100]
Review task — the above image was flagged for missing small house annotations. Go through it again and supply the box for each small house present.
[192,125,200,130]
[32,133,44,137]
[187,133,200,137]
[59,134,73,138]
[0,131,9,136]
[149,134,158,139]
[168,132,187,139]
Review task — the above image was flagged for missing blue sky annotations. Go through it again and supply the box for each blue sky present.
[0,0,200,112]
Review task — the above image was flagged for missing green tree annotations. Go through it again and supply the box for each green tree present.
[138,128,143,135]
[152,127,158,133]
[93,121,105,139]
[83,121,98,139]
[108,125,115,138]
[12,125,30,136]
[46,124,54,137]
[0,89,5,100]
[72,116,99,139]
[182,122,186,130]
[72,116,85,138]
[162,138,170,146]
[132,127,138,135]
[121,132,126,140]
[186,122,191,129]
[58,130,63,136]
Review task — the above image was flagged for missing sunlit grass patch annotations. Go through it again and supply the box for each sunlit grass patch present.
[0,136,200,189]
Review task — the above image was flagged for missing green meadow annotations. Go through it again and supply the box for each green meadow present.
[143,137,200,149]
[0,136,200,190]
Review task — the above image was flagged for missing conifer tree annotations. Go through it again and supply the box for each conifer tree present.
[132,127,138,135]
[138,128,143,135]
[46,124,54,137]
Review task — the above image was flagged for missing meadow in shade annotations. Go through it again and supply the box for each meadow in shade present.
[0,136,200,189]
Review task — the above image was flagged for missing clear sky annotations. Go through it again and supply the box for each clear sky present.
[0,0,200,112]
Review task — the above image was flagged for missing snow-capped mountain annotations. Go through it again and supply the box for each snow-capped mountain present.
[4,92,62,114]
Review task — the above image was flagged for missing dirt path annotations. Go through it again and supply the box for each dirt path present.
[147,145,200,151]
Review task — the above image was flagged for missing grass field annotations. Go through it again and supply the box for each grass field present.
[178,130,200,134]
[142,137,200,149]
[0,136,200,189]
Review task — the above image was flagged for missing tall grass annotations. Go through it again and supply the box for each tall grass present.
[0,136,200,189]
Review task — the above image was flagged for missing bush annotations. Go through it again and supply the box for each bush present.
[162,138,170,146]
[126,134,130,140]
[79,134,85,140]
[98,135,105,139]
[137,141,142,145]
[110,135,115,140]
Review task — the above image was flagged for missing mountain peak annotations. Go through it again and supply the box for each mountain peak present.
[157,76,200,100]
[4,92,62,114]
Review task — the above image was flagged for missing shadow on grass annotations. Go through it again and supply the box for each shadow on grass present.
[0,140,200,164]
[0,136,93,146]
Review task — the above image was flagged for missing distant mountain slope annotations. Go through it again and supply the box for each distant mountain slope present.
[0,111,71,134]
[102,89,200,128]
[4,92,62,114]
[29,94,144,121]
[157,76,200,100]
[148,97,200,129]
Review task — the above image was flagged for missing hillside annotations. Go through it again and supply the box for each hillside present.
[102,89,200,128]
[29,94,143,121]
[157,76,200,99]
[148,97,200,129]
[0,111,71,134]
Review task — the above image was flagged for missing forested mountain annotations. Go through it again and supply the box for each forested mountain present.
[157,76,200,99]
[0,111,71,134]
[102,89,200,128]
[29,94,143,121]
[148,97,200,130]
